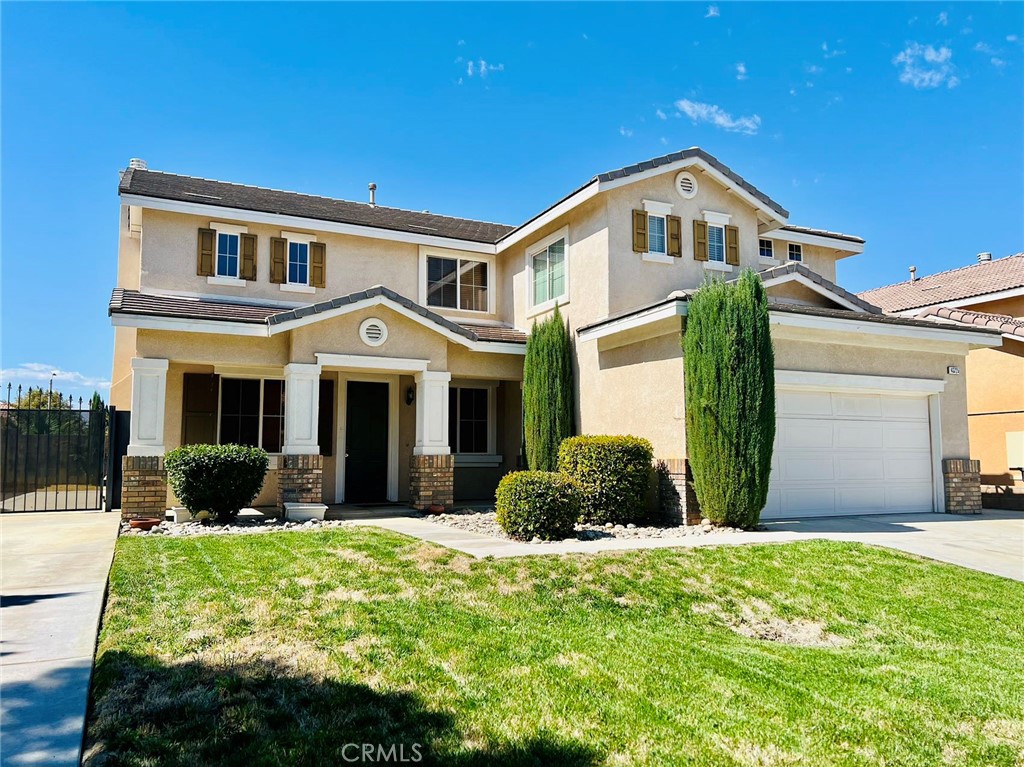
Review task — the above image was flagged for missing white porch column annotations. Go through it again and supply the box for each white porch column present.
[413,371,451,456]
[283,362,322,454]
[127,358,169,456]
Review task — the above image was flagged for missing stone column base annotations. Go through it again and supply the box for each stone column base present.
[410,454,454,511]
[121,456,167,519]
[656,458,701,525]
[278,455,324,509]
[943,458,982,514]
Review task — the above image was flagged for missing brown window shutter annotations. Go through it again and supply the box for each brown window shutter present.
[318,379,335,456]
[693,220,708,261]
[632,209,648,253]
[309,241,326,288]
[240,233,258,281]
[667,215,682,257]
[197,228,215,276]
[725,225,740,266]
[270,237,287,284]
[181,373,219,445]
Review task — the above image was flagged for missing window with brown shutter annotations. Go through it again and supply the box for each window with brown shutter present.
[667,215,682,258]
[240,233,258,281]
[197,228,215,276]
[632,209,648,253]
[693,220,709,261]
[310,241,326,288]
[725,225,740,266]
[269,237,287,284]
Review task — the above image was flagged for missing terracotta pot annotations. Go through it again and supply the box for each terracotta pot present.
[427,504,445,514]
[129,518,161,531]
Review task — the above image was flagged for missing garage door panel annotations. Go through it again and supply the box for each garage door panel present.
[885,456,932,481]
[883,422,931,450]
[885,484,933,512]
[835,455,886,481]
[778,420,833,449]
[882,396,929,420]
[779,454,835,481]
[782,486,836,515]
[838,486,887,513]
[835,422,884,450]
[833,394,883,418]
[779,390,832,416]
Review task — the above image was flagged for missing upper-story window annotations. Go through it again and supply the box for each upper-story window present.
[788,243,803,262]
[527,227,569,312]
[759,238,774,260]
[636,201,677,264]
[217,233,240,278]
[288,242,309,285]
[707,224,726,262]
[648,215,667,255]
[426,255,488,312]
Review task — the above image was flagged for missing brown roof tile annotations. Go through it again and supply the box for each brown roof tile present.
[858,253,1024,312]
[919,306,1024,339]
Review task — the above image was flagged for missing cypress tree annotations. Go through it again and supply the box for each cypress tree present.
[523,304,575,470]
[683,269,775,528]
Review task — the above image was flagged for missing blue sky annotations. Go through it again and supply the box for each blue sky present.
[2,2,1022,401]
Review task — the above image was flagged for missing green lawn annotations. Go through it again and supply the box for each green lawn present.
[85,529,1024,766]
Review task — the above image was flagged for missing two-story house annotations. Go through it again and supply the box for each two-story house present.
[109,148,1001,521]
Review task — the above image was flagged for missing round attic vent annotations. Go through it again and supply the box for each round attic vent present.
[359,318,388,347]
[675,171,698,200]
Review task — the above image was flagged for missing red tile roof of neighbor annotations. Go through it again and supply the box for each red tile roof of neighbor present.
[858,253,1024,313]
[919,306,1024,339]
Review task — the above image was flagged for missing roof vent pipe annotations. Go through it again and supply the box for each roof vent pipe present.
[977,252,992,263]
[909,265,917,282]
[128,158,148,170]
[368,182,377,207]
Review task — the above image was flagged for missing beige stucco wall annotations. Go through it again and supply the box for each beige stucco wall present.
[970,295,1024,319]
[110,326,137,409]
[966,339,1024,485]
[137,208,500,322]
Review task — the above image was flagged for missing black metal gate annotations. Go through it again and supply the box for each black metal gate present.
[1,386,110,512]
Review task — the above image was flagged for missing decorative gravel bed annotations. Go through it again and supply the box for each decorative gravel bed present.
[120,517,353,537]
[426,508,744,543]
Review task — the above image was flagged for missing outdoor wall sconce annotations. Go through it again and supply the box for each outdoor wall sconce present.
[406,386,415,405]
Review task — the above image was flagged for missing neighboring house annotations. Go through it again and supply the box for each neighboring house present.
[109,148,1001,521]
[860,253,1024,510]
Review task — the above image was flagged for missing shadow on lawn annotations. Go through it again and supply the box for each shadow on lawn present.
[84,651,599,767]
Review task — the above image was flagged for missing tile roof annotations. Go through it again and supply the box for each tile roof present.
[744,262,882,313]
[119,169,515,244]
[919,306,1024,339]
[109,287,527,344]
[858,253,1024,312]
[778,225,864,244]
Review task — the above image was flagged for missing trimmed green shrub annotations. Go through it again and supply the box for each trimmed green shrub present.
[558,435,653,525]
[683,269,775,529]
[495,471,580,541]
[164,444,270,523]
[523,304,575,471]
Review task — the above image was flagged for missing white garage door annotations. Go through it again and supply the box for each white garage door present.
[763,388,935,519]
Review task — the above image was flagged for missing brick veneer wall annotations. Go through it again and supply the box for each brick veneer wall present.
[121,455,167,518]
[278,455,323,507]
[410,454,454,510]
[656,458,702,525]
[942,458,982,514]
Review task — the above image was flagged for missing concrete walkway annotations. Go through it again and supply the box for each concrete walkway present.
[1,511,121,767]
[354,510,1024,581]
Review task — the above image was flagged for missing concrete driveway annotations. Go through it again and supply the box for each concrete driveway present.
[363,510,1024,581]
[1,511,121,767]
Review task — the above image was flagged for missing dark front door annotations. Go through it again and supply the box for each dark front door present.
[344,381,389,503]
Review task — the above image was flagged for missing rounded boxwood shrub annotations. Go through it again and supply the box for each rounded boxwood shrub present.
[495,471,580,541]
[164,444,270,523]
[557,435,654,525]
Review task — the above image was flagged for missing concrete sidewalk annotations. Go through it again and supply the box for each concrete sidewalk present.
[1,511,121,767]
[354,510,1024,581]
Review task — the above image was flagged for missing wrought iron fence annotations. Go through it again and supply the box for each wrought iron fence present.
[0,384,108,512]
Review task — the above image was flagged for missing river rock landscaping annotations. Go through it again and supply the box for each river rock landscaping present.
[428,507,743,542]
[119,516,353,537]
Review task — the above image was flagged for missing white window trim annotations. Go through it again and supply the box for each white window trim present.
[758,238,776,264]
[526,226,570,317]
[210,222,249,236]
[286,240,311,287]
[642,200,675,264]
[702,210,732,226]
[216,376,286,455]
[280,283,316,294]
[704,260,733,273]
[208,275,247,287]
[787,243,804,262]
[449,379,499,457]
[418,245,496,315]
[280,230,317,244]
[705,222,727,265]
[210,224,247,281]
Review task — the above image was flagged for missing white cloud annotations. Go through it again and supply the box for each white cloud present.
[893,42,958,89]
[674,99,761,135]
[937,11,948,26]
[705,5,719,18]
[457,39,465,46]
[821,41,846,58]
[466,60,475,77]
[619,126,633,137]
[655,108,667,120]
[465,59,503,79]
[582,32,589,40]
[991,57,1006,68]
[1,363,111,395]
[1008,34,1019,43]
[974,41,997,54]
[735,62,748,80]
[660,136,669,145]
[805,64,823,75]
